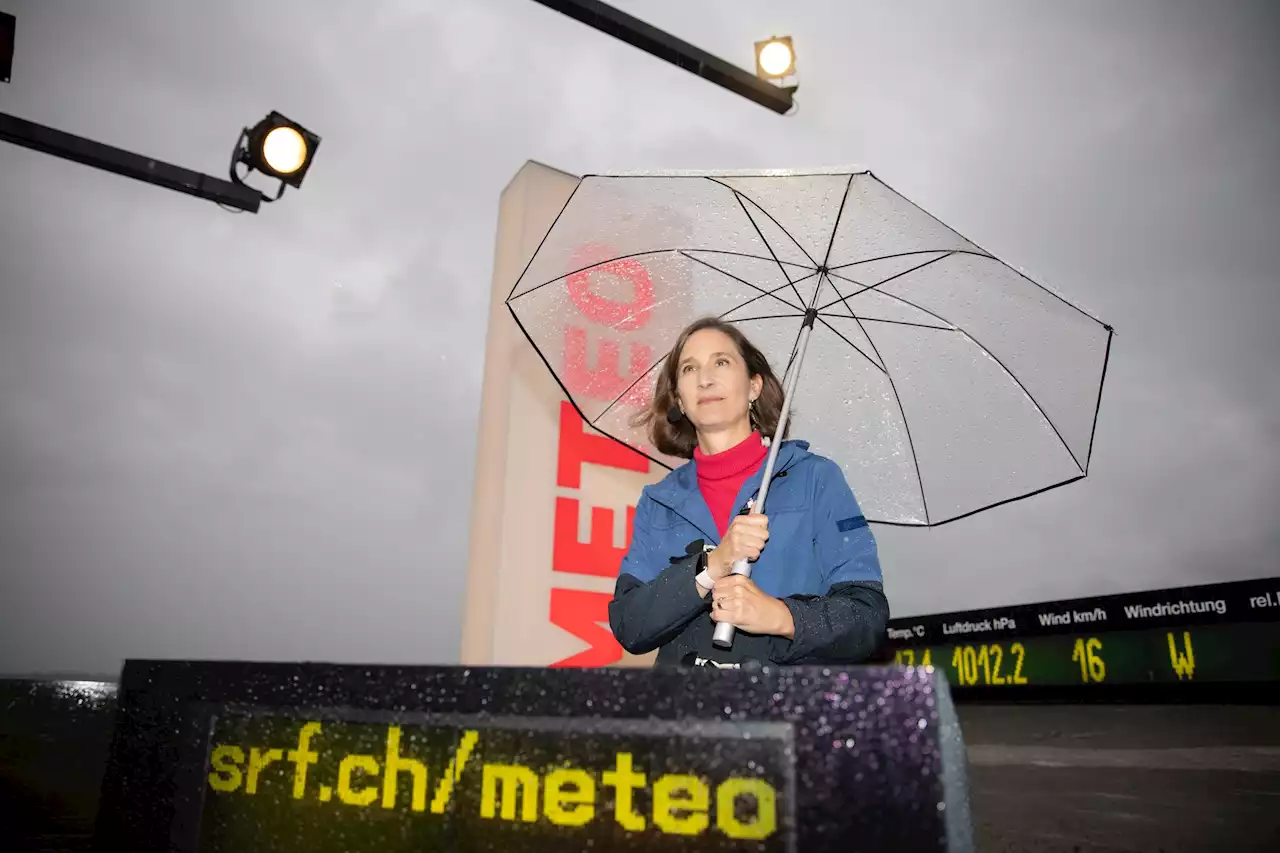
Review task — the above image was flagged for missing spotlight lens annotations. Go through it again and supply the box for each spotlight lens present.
[759,41,793,76]
[262,126,308,175]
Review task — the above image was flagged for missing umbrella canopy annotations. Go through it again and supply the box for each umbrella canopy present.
[506,169,1113,527]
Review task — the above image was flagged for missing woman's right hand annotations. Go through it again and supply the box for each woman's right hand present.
[708,514,769,579]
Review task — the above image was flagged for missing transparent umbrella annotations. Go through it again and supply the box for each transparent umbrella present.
[505,169,1113,644]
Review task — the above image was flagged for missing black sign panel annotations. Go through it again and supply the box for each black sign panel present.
[92,661,973,853]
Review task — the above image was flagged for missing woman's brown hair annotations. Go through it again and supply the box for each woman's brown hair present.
[633,316,789,459]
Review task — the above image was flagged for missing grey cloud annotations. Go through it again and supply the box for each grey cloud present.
[0,0,1276,676]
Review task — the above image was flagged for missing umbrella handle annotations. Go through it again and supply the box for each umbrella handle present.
[711,559,753,648]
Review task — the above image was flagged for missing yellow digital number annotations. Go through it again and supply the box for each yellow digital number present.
[951,646,972,685]
[1071,637,1106,683]
[981,644,1007,685]
[893,648,933,667]
[949,643,1027,686]
[1009,643,1029,684]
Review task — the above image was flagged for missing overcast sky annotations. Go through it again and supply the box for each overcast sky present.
[1,0,1276,677]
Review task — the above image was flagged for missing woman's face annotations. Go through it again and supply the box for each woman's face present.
[675,328,762,434]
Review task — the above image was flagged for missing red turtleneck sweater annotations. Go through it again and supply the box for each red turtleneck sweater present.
[693,431,769,535]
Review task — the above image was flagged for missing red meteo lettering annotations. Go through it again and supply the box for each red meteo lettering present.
[562,242,657,409]
[549,403,648,667]
[565,244,655,331]
[563,328,654,405]
[556,400,648,489]
[548,588,622,668]
[548,244,658,668]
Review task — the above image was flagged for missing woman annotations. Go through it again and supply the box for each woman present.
[608,316,890,668]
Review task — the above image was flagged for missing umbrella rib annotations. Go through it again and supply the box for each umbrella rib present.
[872,473,1088,527]
[837,281,1085,473]
[829,248,991,274]
[591,356,667,434]
[830,249,1112,341]
[723,269,820,316]
[817,252,957,311]
[726,189,820,268]
[814,314,888,376]
[680,251,808,313]
[849,316,955,332]
[820,174,855,271]
[704,177,817,307]
[512,250,812,431]
[508,248,807,305]
[822,270,955,337]
[868,172,1111,328]
[589,169,871,180]
[728,190,811,309]
[725,312,815,323]
[1083,327,1115,473]
[508,248,681,302]
[504,300,674,476]
[688,249,814,272]
[506,180,583,301]
[850,314,932,524]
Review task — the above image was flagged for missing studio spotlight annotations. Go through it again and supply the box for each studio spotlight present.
[230,111,320,202]
[754,35,795,81]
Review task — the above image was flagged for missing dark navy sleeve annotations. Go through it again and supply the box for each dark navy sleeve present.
[608,493,710,655]
[769,458,890,664]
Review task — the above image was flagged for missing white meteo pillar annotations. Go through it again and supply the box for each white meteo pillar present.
[461,161,666,668]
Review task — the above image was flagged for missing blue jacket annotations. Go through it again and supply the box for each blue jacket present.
[608,439,890,668]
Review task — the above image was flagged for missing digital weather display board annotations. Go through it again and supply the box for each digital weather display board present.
[884,576,1280,690]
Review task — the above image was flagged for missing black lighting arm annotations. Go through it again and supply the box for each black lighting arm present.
[528,0,796,115]
[0,111,262,213]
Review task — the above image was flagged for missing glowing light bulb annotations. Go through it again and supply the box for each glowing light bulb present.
[758,40,793,77]
[262,126,307,175]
